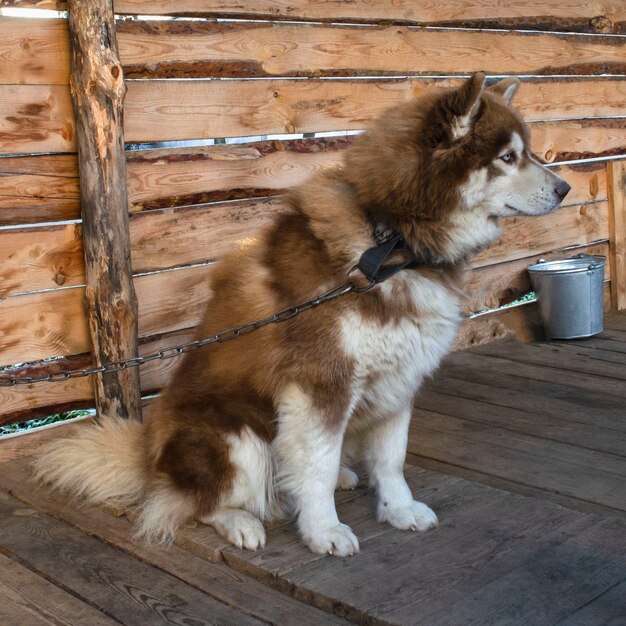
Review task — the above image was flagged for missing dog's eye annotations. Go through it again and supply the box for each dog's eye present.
[500,151,515,164]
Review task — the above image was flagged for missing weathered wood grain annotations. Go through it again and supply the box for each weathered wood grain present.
[530,119,626,163]
[604,310,626,331]
[423,518,626,624]
[0,263,212,366]
[119,0,626,34]
[0,154,79,230]
[474,200,609,268]
[0,18,69,86]
[124,142,608,211]
[0,196,608,297]
[444,347,626,402]
[0,223,85,295]
[0,553,118,626]
[408,410,626,512]
[428,364,626,430]
[4,0,626,33]
[0,154,80,225]
[124,77,626,141]
[414,384,626,457]
[221,464,625,625]
[472,337,626,382]
[125,139,347,211]
[115,22,626,78]
[0,84,74,154]
[0,456,346,625]
[0,328,195,425]
[0,197,276,295]
[608,159,626,310]
[128,198,283,273]
[3,18,626,84]
[559,581,626,625]
[0,491,266,625]
[69,0,141,421]
[2,81,625,157]
[0,141,607,227]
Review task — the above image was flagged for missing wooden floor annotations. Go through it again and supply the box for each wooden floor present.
[1,314,626,625]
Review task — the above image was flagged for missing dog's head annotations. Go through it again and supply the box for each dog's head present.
[344,73,571,262]
[443,73,570,218]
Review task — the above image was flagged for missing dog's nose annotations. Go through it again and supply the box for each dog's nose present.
[555,179,571,201]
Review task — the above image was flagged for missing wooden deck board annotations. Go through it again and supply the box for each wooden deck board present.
[0,553,118,626]
[0,458,347,625]
[425,518,626,625]
[216,470,625,625]
[0,491,269,626]
[410,327,626,519]
[408,413,626,515]
[1,316,626,624]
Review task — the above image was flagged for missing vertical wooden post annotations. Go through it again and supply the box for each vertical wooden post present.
[608,160,626,311]
[68,0,142,420]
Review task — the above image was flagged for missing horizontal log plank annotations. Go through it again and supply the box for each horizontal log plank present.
[473,200,609,268]
[0,142,609,225]
[113,1,626,34]
[0,154,79,225]
[0,18,69,86]
[0,197,279,295]
[0,84,74,154]
[0,328,194,425]
[3,0,625,33]
[125,139,347,210]
[124,77,626,142]
[117,22,626,79]
[2,18,626,85]
[2,79,625,156]
[0,263,212,366]
[124,143,608,211]
[0,196,609,297]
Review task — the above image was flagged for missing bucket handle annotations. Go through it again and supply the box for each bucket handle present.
[572,253,606,270]
[536,254,606,270]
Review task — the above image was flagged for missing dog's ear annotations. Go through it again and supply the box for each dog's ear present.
[488,77,520,104]
[442,72,486,140]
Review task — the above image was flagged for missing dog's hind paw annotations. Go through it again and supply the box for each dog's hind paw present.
[379,500,439,532]
[336,466,359,490]
[203,508,266,551]
[304,523,360,557]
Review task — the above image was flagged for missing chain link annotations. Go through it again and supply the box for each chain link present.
[0,275,373,387]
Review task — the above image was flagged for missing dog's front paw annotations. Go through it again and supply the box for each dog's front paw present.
[379,500,438,532]
[204,509,266,551]
[304,523,360,557]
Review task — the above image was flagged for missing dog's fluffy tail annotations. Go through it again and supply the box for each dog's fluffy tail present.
[32,417,146,510]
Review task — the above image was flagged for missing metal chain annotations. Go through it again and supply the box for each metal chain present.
[0,271,375,387]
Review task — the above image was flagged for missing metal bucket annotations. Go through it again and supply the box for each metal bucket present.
[527,254,605,339]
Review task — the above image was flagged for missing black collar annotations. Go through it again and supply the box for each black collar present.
[357,230,419,284]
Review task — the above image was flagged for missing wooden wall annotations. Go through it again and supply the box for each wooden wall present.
[1,0,625,428]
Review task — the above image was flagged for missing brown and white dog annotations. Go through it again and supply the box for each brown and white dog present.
[34,73,570,557]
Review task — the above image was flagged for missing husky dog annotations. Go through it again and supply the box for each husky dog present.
[34,73,570,556]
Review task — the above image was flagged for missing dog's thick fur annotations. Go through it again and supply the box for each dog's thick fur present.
[34,74,570,556]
